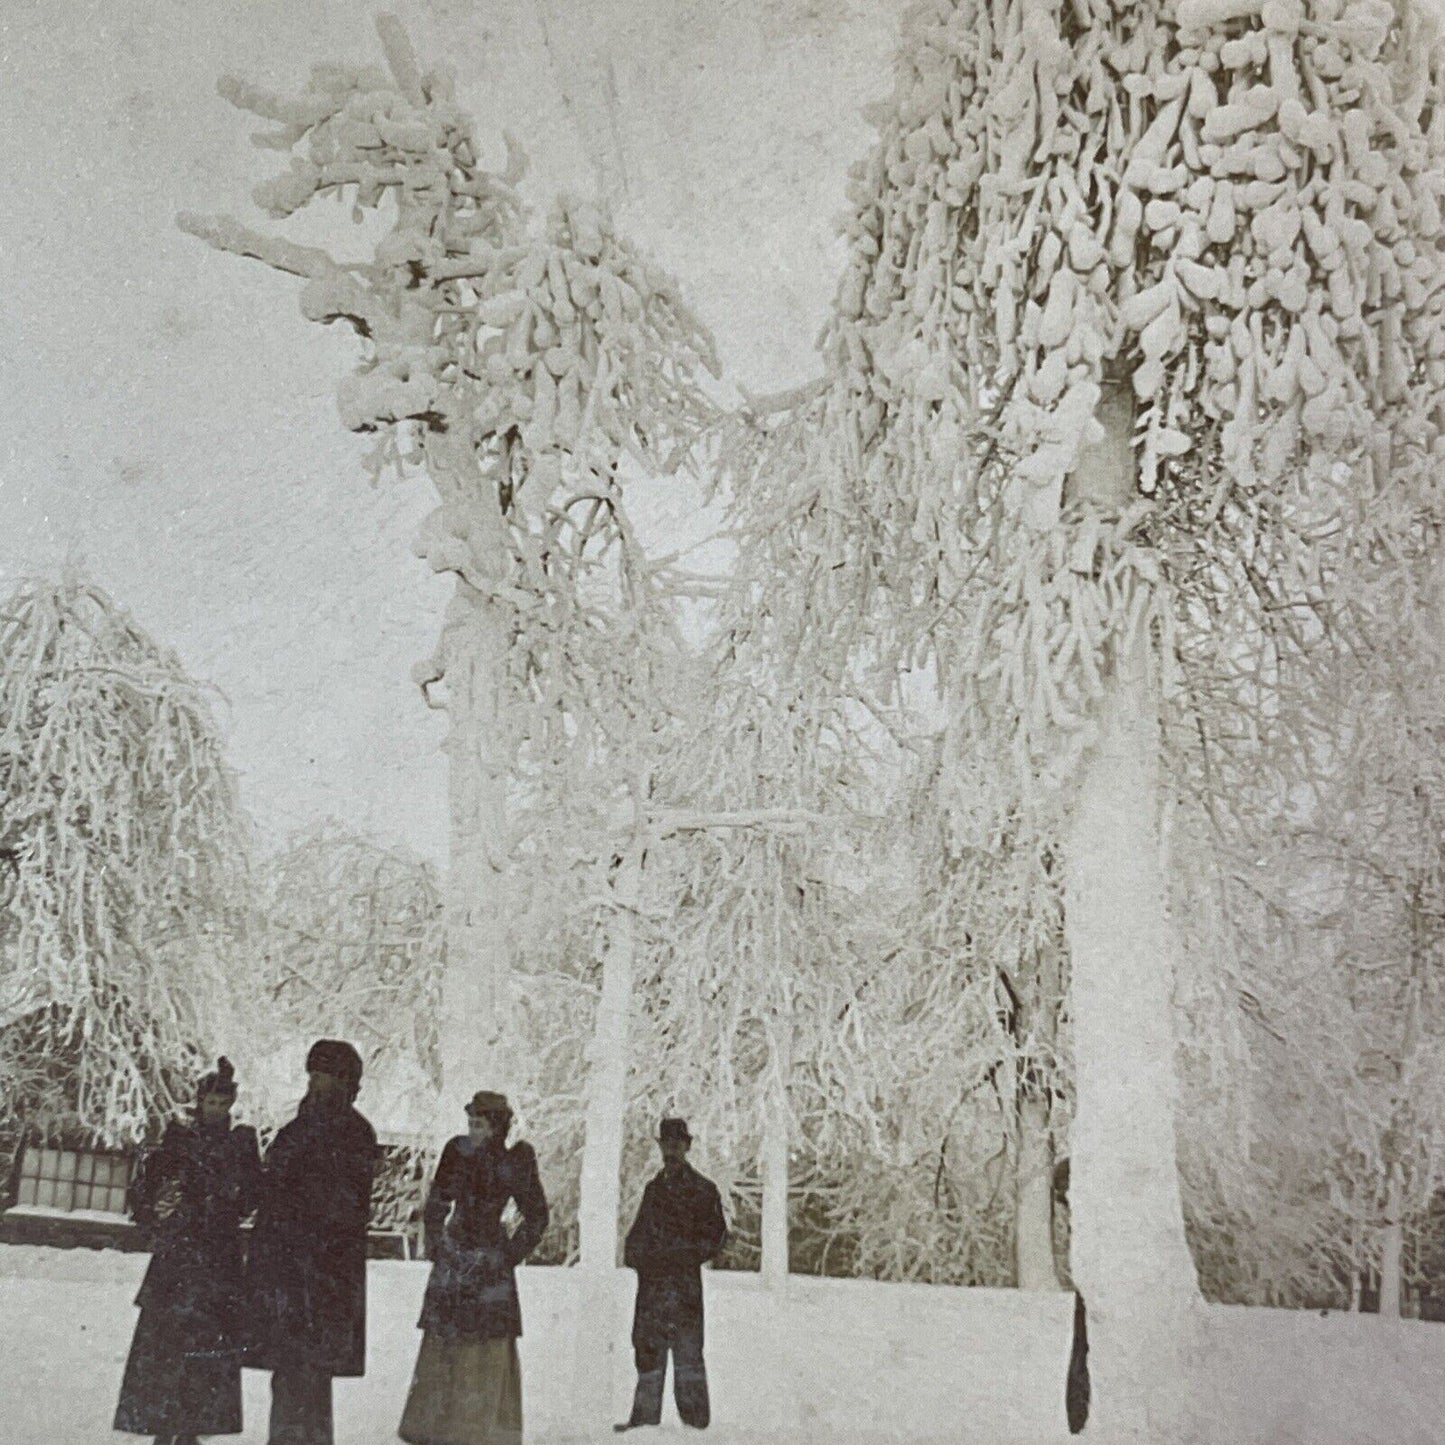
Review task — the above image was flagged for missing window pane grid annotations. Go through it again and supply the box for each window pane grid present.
[16,1146,132,1215]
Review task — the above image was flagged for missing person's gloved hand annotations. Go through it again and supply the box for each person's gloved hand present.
[154,1179,184,1221]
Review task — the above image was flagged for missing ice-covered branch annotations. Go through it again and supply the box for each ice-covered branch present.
[375,12,426,107]
[648,806,833,837]
[1176,0,1265,30]
[177,211,339,280]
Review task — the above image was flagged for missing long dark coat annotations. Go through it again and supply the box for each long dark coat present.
[416,1135,549,1341]
[623,1162,728,1350]
[114,1118,261,1436]
[244,1094,377,1377]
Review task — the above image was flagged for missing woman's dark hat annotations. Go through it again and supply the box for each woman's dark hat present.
[658,1117,691,1144]
[466,1090,511,1117]
[197,1056,237,1101]
[306,1039,363,1085]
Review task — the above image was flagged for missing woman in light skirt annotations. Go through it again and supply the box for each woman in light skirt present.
[400,1091,549,1445]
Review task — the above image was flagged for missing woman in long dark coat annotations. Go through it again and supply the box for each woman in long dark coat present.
[399,1091,549,1445]
[245,1038,376,1445]
[114,1057,261,1445]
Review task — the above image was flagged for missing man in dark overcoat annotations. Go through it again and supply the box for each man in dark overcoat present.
[245,1039,376,1445]
[615,1118,728,1433]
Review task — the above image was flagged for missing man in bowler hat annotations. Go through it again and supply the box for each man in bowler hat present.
[615,1118,728,1432]
[245,1040,377,1445]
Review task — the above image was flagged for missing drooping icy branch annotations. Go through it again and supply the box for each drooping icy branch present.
[728,0,1445,822]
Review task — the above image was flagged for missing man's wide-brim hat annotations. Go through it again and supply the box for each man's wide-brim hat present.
[306,1038,363,1086]
[466,1090,511,1117]
[658,1117,691,1144]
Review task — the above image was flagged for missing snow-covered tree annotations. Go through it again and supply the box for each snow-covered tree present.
[180,16,719,1129]
[626,670,881,1284]
[0,573,249,1142]
[719,373,1073,1295]
[239,824,443,1127]
[1177,558,1445,1313]
[229,823,445,1240]
[726,0,1445,1434]
[910,746,1074,1290]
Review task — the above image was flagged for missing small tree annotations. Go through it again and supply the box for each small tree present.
[0,573,249,1142]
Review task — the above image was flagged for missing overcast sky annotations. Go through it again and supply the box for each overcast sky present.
[1,0,905,860]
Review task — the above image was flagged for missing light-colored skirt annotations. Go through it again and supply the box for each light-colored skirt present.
[398,1332,522,1445]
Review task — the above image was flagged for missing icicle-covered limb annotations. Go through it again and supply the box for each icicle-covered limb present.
[647,806,833,838]
[1165,565,1445,1311]
[375,13,425,106]
[246,826,444,1143]
[823,0,1445,640]
[216,74,339,129]
[176,212,341,281]
[1177,0,1265,29]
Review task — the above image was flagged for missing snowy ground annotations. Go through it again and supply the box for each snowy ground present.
[1,1244,1441,1444]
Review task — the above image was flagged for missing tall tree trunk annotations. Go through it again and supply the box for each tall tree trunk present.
[1380,890,1426,1319]
[1061,382,1201,1440]
[577,839,643,1269]
[760,1079,790,1290]
[428,432,515,1130]
[1379,1164,1405,1318]
[1016,1089,1060,1290]
[1017,943,1064,1291]
[572,838,643,1425]
[437,586,512,1124]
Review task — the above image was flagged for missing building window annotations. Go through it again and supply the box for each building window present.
[13,1144,132,1215]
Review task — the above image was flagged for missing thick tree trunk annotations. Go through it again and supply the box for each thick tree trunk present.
[1060,382,1201,1440]
[572,840,643,1424]
[427,432,515,1133]
[1016,1090,1060,1290]
[437,583,511,1125]
[760,1083,790,1290]
[577,841,643,1269]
